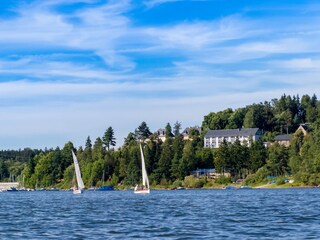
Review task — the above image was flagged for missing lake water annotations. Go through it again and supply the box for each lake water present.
[0,188,320,239]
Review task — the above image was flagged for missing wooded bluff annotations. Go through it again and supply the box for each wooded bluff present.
[1,94,320,188]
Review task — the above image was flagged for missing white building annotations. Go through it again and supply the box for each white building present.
[155,128,166,142]
[204,128,262,148]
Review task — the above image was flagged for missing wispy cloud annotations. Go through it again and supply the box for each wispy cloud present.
[1,0,320,149]
[143,0,182,9]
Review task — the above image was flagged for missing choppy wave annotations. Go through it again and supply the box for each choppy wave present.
[1,188,320,239]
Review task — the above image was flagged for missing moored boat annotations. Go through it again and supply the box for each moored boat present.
[98,186,114,191]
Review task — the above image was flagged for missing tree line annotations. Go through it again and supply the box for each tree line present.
[1,93,320,187]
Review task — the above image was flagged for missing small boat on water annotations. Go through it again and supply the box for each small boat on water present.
[98,186,114,191]
[7,187,18,192]
[134,143,150,194]
[225,186,236,190]
[72,150,85,194]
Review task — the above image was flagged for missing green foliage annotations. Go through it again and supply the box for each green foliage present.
[226,108,246,129]
[172,179,183,188]
[0,160,9,180]
[202,108,233,130]
[266,143,289,176]
[63,164,75,189]
[6,94,320,189]
[276,177,286,185]
[244,166,269,185]
[243,103,274,131]
[85,136,92,149]
[214,140,229,173]
[135,121,152,141]
[155,140,173,181]
[165,123,174,138]
[248,140,267,173]
[215,175,231,185]
[124,132,136,146]
[103,126,116,150]
[183,176,204,188]
[171,134,184,180]
[178,141,196,180]
[173,121,182,136]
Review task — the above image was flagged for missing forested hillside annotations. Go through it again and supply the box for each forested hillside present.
[202,94,319,140]
[1,94,320,188]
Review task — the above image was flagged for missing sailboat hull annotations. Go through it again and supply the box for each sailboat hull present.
[134,189,150,194]
[73,189,84,194]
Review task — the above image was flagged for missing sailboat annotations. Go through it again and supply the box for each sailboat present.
[134,143,150,194]
[72,150,85,194]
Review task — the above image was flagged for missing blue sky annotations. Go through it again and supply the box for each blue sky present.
[1,0,320,149]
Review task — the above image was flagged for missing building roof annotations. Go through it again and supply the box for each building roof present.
[204,128,260,138]
[182,126,202,136]
[274,134,292,141]
[155,128,165,136]
[191,168,216,173]
[296,124,310,135]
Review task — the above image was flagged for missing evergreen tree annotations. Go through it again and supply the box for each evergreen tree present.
[60,142,74,177]
[196,148,214,169]
[165,123,174,138]
[248,139,267,174]
[85,136,92,149]
[0,160,9,180]
[135,121,152,141]
[126,146,141,185]
[171,134,184,180]
[266,143,289,176]
[124,132,136,146]
[103,126,116,150]
[93,137,105,162]
[178,141,196,179]
[215,140,229,174]
[83,136,93,163]
[173,121,182,136]
[156,139,173,181]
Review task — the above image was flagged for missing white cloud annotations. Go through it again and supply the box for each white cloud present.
[273,58,320,70]
[1,1,320,149]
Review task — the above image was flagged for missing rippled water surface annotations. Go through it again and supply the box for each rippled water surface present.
[1,188,320,239]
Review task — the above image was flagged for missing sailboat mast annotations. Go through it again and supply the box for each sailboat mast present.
[139,143,149,188]
[72,150,85,189]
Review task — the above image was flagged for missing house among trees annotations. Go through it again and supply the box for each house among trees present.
[182,126,202,140]
[191,168,230,179]
[155,128,166,142]
[273,124,309,147]
[273,134,292,147]
[154,126,201,142]
[204,128,262,148]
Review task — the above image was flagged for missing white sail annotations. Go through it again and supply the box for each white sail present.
[72,150,85,190]
[139,143,149,189]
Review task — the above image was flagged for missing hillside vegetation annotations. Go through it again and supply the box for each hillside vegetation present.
[1,94,320,188]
